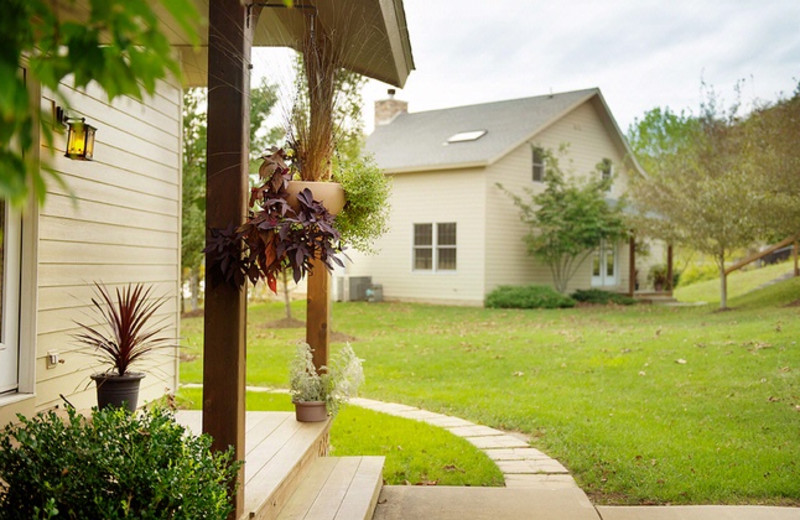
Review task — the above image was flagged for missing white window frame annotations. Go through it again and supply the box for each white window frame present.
[532,146,545,182]
[591,240,617,287]
[600,158,613,184]
[0,205,22,394]
[0,65,39,405]
[412,222,457,273]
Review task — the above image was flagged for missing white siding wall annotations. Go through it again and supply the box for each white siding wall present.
[485,99,631,295]
[32,79,182,413]
[347,168,487,305]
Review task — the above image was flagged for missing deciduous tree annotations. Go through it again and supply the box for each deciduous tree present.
[499,150,628,294]
[627,92,768,309]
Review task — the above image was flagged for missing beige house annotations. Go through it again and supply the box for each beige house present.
[346,88,650,306]
[0,75,183,426]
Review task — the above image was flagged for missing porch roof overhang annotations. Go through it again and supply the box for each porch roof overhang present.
[174,0,415,88]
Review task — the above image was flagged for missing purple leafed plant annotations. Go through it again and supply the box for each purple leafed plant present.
[204,148,344,293]
[74,283,173,376]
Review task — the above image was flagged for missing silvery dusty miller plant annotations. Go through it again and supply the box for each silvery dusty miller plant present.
[289,342,364,416]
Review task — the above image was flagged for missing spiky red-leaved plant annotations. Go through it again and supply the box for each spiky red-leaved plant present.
[74,283,173,376]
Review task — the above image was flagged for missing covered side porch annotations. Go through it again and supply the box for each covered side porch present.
[168,1,414,518]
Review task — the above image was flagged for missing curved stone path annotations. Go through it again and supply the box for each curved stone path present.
[349,397,578,491]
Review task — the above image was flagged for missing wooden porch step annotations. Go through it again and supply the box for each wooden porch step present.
[175,411,331,520]
[276,456,385,520]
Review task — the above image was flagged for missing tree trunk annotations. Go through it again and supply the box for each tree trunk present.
[718,255,728,310]
[281,270,292,320]
[190,267,200,312]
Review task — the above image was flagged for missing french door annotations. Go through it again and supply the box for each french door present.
[591,240,617,287]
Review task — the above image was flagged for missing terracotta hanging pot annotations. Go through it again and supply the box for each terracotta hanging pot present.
[286,181,345,216]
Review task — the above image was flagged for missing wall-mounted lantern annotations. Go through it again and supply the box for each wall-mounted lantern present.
[57,107,97,161]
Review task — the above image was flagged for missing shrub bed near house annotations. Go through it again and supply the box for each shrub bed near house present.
[0,406,240,520]
[485,285,575,309]
[571,288,637,305]
[677,262,719,287]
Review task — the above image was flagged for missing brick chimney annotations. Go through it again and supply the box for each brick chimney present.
[374,88,408,126]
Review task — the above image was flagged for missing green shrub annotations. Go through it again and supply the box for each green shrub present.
[485,285,575,309]
[0,406,240,520]
[678,262,719,287]
[571,289,636,305]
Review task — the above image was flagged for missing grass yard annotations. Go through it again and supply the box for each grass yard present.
[176,388,503,487]
[180,275,800,505]
[675,260,796,304]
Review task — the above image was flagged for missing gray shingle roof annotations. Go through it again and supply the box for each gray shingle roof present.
[366,88,599,172]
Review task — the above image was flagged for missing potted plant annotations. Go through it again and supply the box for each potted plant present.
[289,342,363,422]
[74,282,173,411]
[647,264,667,291]
[205,148,345,293]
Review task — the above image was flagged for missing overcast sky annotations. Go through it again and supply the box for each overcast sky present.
[361,0,800,133]
[254,1,800,136]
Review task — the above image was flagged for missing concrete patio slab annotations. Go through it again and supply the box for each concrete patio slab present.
[596,505,800,520]
[373,486,600,520]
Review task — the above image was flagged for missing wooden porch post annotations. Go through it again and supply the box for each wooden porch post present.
[628,236,636,297]
[203,2,260,518]
[307,258,330,371]
[666,244,674,295]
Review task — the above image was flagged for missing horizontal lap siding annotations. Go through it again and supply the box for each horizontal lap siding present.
[35,79,181,412]
[349,169,486,305]
[486,100,631,294]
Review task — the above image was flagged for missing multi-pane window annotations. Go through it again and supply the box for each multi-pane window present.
[532,147,545,182]
[600,158,613,181]
[413,223,457,271]
[413,224,433,270]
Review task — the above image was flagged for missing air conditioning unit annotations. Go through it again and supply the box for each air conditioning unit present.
[348,276,372,302]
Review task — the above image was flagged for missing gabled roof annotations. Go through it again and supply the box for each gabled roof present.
[366,88,643,175]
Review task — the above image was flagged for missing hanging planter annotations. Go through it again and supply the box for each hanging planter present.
[286,181,345,216]
[204,149,345,293]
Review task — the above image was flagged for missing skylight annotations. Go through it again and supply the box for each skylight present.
[446,130,487,144]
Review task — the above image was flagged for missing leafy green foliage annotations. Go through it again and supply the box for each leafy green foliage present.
[333,152,391,253]
[181,89,207,302]
[498,149,628,293]
[1,0,199,207]
[485,285,576,309]
[570,289,636,305]
[628,84,800,309]
[0,406,240,519]
[678,261,726,287]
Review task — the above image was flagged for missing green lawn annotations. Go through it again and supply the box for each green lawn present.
[176,388,503,487]
[180,275,800,505]
[675,260,795,304]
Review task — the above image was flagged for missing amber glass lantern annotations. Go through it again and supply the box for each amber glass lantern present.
[65,118,97,161]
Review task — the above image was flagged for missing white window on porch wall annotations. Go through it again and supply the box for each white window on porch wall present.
[591,240,617,287]
[413,222,457,272]
[0,199,22,394]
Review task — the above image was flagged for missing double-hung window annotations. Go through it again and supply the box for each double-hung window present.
[413,223,457,272]
[532,146,545,182]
